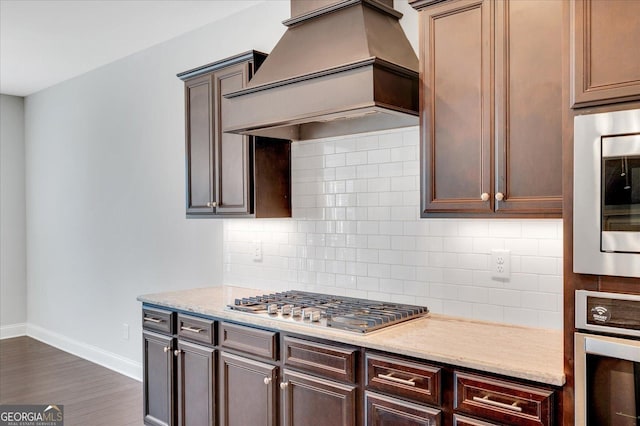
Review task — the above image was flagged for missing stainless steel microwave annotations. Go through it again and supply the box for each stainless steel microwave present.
[574,109,640,278]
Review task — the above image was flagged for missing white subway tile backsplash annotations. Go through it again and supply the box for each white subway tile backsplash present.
[223,128,563,330]
[379,162,404,177]
[325,153,346,168]
[368,149,391,164]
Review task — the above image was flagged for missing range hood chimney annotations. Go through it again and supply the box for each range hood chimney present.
[223,0,419,141]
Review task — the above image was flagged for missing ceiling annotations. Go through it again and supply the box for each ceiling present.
[0,0,265,96]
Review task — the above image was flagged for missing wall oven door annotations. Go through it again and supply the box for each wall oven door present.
[575,333,640,425]
[575,290,640,426]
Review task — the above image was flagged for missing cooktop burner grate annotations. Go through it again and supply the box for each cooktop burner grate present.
[228,290,428,333]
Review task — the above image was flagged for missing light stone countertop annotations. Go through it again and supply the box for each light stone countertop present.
[138,285,565,386]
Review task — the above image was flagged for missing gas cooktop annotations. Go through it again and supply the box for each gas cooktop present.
[227,290,429,333]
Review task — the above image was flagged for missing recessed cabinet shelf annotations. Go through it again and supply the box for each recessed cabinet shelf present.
[178,51,291,218]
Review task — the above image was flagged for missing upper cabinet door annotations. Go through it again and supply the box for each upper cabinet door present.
[493,0,563,215]
[571,0,640,107]
[415,0,563,218]
[185,74,215,215]
[214,63,251,215]
[419,0,493,215]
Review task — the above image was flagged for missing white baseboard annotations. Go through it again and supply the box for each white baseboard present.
[0,323,27,339]
[26,324,142,382]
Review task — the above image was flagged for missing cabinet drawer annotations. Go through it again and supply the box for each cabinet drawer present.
[366,353,441,406]
[219,322,277,360]
[454,371,554,426]
[453,414,499,426]
[142,307,174,334]
[177,314,215,345]
[365,391,441,426]
[283,336,357,383]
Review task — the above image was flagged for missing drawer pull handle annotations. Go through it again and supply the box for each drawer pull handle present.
[473,395,523,412]
[144,317,164,324]
[377,372,416,387]
[280,382,289,390]
[180,326,203,333]
[163,346,171,353]
[263,377,272,385]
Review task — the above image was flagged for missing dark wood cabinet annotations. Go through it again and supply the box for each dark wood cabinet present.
[179,51,291,218]
[142,305,561,426]
[176,340,215,426]
[452,414,498,426]
[218,351,278,426]
[143,311,215,426]
[412,0,563,217]
[365,391,441,426]
[281,369,357,426]
[571,0,640,107]
[454,371,554,426]
[143,331,176,426]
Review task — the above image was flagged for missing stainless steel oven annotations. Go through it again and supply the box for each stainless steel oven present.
[574,108,640,278]
[575,290,640,425]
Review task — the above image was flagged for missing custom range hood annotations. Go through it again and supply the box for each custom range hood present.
[223,0,419,141]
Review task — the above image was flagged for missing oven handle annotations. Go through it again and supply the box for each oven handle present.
[585,336,640,363]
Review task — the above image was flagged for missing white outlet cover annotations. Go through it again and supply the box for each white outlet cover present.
[491,249,511,280]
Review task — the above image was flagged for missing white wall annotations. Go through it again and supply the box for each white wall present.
[0,94,27,337]
[24,2,289,378]
[224,128,564,330]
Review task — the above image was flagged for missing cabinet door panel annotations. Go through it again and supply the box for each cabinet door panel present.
[177,341,215,426]
[494,0,562,215]
[420,0,493,215]
[143,331,175,426]
[185,75,214,214]
[219,352,277,426]
[572,0,640,106]
[282,369,356,426]
[215,64,251,215]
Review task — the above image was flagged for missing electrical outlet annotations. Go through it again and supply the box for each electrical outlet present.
[253,240,262,261]
[491,249,511,279]
[122,323,129,340]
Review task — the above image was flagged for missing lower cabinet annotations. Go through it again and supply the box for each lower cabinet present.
[454,371,555,426]
[143,331,175,426]
[365,391,441,426]
[218,351,278,426]
[142,306,561,426]
[453,414,499,426]
[176,341,215,426]
[281,369,357,426]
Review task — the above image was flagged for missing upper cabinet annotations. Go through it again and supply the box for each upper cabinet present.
[571,0,640,108]
[178,51,291,218]
[411,0,563,217]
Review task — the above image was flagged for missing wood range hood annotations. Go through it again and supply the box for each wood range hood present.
[223,0,419,141]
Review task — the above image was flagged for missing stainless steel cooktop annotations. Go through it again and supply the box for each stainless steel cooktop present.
[227,290,429,333]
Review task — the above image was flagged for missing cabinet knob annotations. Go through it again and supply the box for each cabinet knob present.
[207,201,218,208]
[495,192,505,201]
[480,193,490,202]
[174,349,182,356]
[163,346,171,353]
[280,382,289,390]
[263,377,272,385]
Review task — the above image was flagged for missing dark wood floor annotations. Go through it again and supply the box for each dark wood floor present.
[0,336,143,425]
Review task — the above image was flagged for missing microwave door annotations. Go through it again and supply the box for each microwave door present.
[601,134,640,253]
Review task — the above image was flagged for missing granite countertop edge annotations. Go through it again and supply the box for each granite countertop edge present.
[138,285,566,387]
